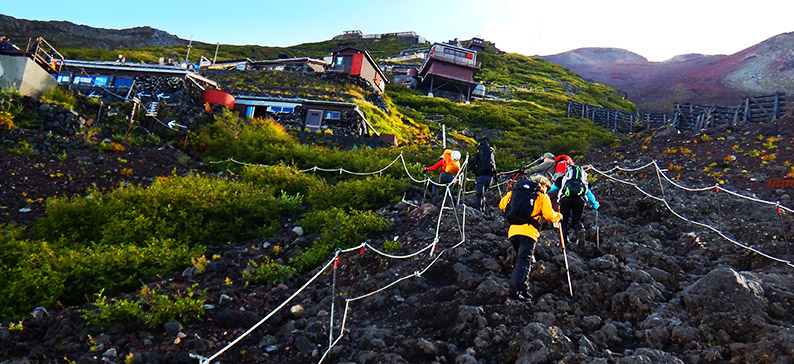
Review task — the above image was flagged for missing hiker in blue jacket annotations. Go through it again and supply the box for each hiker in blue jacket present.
[548,164,598,245]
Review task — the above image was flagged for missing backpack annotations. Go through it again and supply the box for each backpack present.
[505,180,541,229]
[561,165,587,198]
[476,146,496,175]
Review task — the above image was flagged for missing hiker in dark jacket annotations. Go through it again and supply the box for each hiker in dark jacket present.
[549,164,599,245]
[524,152,555,180]
[498,175,562,302]
[471,139,497,212]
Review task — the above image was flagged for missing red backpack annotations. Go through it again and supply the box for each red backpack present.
[554,155,573,175]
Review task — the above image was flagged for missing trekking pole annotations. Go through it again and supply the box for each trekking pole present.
[421,171,429,204]
[522,157,543,170]
[557,223,574,297]
[505,172,521,191]
[596,210,600,249]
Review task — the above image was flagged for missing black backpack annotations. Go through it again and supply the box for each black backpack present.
[476,146,496,175]
[505,180,541,229]
[561,165,587,197]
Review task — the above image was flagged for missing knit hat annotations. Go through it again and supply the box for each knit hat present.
[451,150,461,161]
[542,152,555,159]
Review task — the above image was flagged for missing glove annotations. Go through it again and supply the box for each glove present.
[552,222,560,228]
[423,167,428,171]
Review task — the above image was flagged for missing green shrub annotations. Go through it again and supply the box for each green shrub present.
[40,86,78,110]
[0,237,199,318]
[0,88,24,116]
[81,283,206,330]
[241,164,324,197]
[306,175,408,211]
[383,239,403,254]
[80,289,144,329]
[34,174,301,247]
[242,258,296,284]
[291,208,389,272]
[140,284,205,328]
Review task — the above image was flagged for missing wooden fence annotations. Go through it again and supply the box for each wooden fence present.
[566,100,638,133]
[566,92,788,133]
[742,92,787,123]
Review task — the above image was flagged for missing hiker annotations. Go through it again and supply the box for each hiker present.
[552,154,574,185]
[499,175,562,302]
[524,152,556,180]
[549,164,599,245]
[471,138,497,212]
[0,36,17,52]
[423,149,461,198]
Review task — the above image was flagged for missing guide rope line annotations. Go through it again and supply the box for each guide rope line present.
[199,157,792,363]
[319,238,457,363]
[199,256,336,364]
[318,176,471,362]
[593,162,794,214]
[198,157,468,363]
[588,163,794,268]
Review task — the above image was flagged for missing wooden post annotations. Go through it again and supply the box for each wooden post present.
[743,97,751,123]
[630,113,634,133]
[774,92,780,120]
[733,106,740,125]
[615,110,619,130]
[442,124,446,149]
[125,101,138,144]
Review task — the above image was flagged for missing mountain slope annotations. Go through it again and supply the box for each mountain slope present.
[3,118,794,363]
[543,32,794,111]
[0,14,192,49]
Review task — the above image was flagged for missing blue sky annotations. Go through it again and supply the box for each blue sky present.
[3,0,794,62]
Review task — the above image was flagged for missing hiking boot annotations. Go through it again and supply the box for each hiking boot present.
[506,292,532,303]
[576,229,586,245]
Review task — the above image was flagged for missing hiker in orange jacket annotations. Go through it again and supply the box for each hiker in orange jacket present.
[424,149,461,197]
[499,175,562,302]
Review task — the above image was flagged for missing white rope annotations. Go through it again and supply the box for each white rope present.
[587,162,794,268]
[589,162,794,214]
[318,237,460,363]
[199,257,336,364]
[198,154,470,363]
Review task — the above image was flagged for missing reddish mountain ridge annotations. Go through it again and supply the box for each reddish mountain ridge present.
[543,32,794,112]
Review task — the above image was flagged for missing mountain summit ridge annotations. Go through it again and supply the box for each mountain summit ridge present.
[542,31,794,111]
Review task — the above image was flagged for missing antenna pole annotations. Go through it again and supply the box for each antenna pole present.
[185,37,193,65]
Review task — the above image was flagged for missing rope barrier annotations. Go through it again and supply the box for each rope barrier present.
[587,162,794,268]
[199,256,337,364]
[197,153,469,364]
[196,152,794,363]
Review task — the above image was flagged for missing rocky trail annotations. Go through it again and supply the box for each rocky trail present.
[4,120,794,363]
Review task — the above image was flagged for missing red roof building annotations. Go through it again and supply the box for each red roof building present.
[330,46,388,93]
[417,42,480,101]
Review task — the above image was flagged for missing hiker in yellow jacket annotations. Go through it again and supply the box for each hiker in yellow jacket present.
[499,175,562,302]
